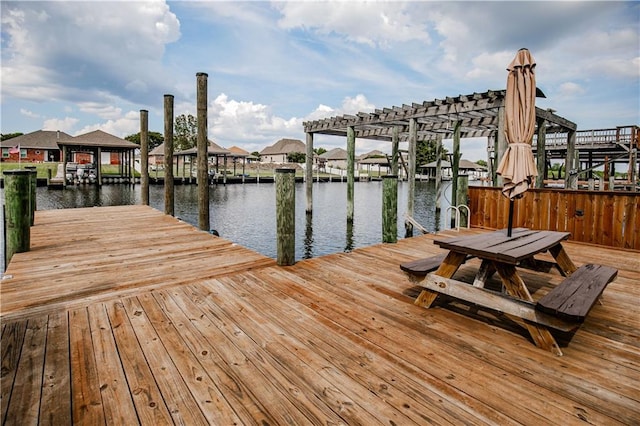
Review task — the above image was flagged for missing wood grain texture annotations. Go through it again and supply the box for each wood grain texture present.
[0,207,638,424]
[469,186,640,250]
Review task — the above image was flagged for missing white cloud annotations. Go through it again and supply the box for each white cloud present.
[20,109,40,119]
[275,2,431,48]
[74,111,140,138]
[587,57,640,79]
[1,1,180,103]
[42,117,79,133]
[77,102,123,120]
[209,93,303,147]
[465,51,514,83]
[557,82,586,97]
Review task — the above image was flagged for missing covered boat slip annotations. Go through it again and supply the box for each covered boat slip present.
[1,206,639,424]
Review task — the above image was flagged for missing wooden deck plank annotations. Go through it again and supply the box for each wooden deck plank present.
[87,303,138,424]
[39,311,72,425]
[269,263,620,424]
[120,296,210,425]
[4,317,47,426]
[152,289,287,425]
[171,284,344,425]
[105,301,175,425]
[207,275,419,425]
[0,206,638,425]
[286,253,639,424]
[185,282,369,424]
[69,308,105,424]
[216,272,504,425]
[134,292,244,425]
[1,321,27,424]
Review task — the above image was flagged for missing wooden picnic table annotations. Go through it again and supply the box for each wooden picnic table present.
[414,228,580,356]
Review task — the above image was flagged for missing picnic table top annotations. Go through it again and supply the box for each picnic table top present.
[433,228,571,265]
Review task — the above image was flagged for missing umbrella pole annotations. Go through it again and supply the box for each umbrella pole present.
[507,199,514,237]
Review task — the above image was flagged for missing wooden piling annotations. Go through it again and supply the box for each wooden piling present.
[3,170,31,267]
[456,175,469,228]
[450,120,461,229]
[24,166,37,226]
[535,117,547,188]
[405,118,417,237]
[276,168,295,266]
[164,94,175,216]
[346,126,355,222]
[382,175,398,243]
[196,72,210,231]
[391,126,400,176]
[305,132,313,213]
[435,134,444,231]
[140,109,149,205]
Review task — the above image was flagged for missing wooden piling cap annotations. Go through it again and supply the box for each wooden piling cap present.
[3,170,32,176]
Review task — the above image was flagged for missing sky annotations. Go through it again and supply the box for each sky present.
[1,1,638,161]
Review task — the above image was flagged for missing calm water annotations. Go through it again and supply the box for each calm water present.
[30,181,454,260]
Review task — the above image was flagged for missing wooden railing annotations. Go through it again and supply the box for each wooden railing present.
[468,186,640,251]
[540,125,639,149]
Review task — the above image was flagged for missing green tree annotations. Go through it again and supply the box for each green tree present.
[125,132,164,150]
[287,152,306,163]
[251,151,262,161]
[313,147,327,156]
[476,159,487,167]
[174,114,197,151]
[1,133,23,141]
[416,139,448,166]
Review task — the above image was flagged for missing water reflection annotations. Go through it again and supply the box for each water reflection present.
[345,219,354,252]
[34,181,453,259]
[303,212,313,259]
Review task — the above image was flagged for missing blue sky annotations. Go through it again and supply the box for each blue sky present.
[1,1,638,161]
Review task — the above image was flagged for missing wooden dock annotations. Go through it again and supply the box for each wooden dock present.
[1,206,638,425]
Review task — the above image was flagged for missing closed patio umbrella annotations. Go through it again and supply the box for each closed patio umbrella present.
[497,48,538,236]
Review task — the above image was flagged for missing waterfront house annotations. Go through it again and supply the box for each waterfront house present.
[260,138,305,163]
[148,142,166,168]
[0,130,71,163]
[320,147,348,169]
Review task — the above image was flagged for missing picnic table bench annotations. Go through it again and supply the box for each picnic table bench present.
[401,229,618,356]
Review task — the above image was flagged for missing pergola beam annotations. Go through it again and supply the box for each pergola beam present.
[303,90,575,142]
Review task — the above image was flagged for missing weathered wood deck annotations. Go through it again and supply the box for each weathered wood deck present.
[1,205,638,425]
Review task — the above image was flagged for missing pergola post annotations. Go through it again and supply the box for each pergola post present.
[565,129,577,189]
[486,136,495,185]
[496,105,507,186]
[391,126,400,176]
[451,120,462,219]
[435,134,444,223]
[62,145,68,188]
[96,147,103,186]
[140,109,149,204]
[346,126,355,223]
[164,94,175,216]
[536,117,547,188]
[405,118,417,237]
[305,132,314,214]
[130,148,135,184]
[197,73,209,231]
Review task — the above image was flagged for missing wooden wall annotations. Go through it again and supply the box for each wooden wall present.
[468,186,640,251]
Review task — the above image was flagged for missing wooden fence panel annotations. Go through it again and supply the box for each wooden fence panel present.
[468,187,640,251]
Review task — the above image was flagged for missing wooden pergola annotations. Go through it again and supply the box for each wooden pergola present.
[302,90,577,231]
